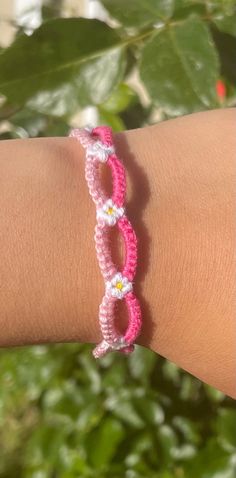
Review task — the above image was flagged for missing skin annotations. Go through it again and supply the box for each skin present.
[0,108,235,398]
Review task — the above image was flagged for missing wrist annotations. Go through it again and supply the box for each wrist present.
[115,108,236,396]
[0,136,102,347]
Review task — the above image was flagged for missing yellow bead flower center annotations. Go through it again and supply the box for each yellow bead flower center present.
[116,281,123,290]
[107,207,114,215]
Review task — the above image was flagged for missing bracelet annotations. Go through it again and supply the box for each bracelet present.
[69,125,142,358]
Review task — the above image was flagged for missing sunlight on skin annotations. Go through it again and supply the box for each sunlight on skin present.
[0,108,235,397]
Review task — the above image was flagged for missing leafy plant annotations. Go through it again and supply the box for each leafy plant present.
[0,1,235,477]
[0,344,235,477]
[0,0,235,137]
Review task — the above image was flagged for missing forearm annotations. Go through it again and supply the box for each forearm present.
[120,107,236,398]
[0,136,105,348]
[0,108,235,397]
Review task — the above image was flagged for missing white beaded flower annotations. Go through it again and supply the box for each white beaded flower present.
[87,140,115,163]
[106,272,133,299]
[97,199,125,226]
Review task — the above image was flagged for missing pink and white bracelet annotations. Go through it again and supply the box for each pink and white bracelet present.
[70,125,142,358]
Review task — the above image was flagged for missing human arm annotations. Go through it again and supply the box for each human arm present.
[0,108,235,397]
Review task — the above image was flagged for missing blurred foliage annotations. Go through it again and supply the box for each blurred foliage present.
[0,344,235,477]
[0,0,236,137]
[0,0,236,477]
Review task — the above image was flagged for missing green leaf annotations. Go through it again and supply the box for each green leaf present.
[171,443,196,461]
[24,422,69,467]
[206,0,236,15]
[173,1,207,20]
[140,17,220,115]
[129,346,157,381]
[125,433,154,467]
[100,83,138,113]
[113,400,145,428]
[40,117,70,137]
[98,108,126,131]
[184,438,235,478]
[133,397,165,425]
[216,408,236,450]
[179,373,202,400]
[213,13,236,36]
[102,358,127,387]
[156,425,178,464]
[79,354,102,394]
[0,18,126,116]
[203,383,225,402]
[105,393,145,428]
[172,416,200,444]
[59,452,91,478]
[88,417,125,468]
[9,108,47,137]
[101,0,174,27]
[76,402,104,434]
[162,360,181,384]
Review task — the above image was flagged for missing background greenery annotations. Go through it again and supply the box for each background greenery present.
[0,0,235,476]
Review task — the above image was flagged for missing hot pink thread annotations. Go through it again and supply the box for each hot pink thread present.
[69,125,142,358]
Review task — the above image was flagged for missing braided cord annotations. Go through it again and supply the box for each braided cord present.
[70,126,142,358]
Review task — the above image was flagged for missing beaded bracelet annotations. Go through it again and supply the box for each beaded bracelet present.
[69,125,142,358]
